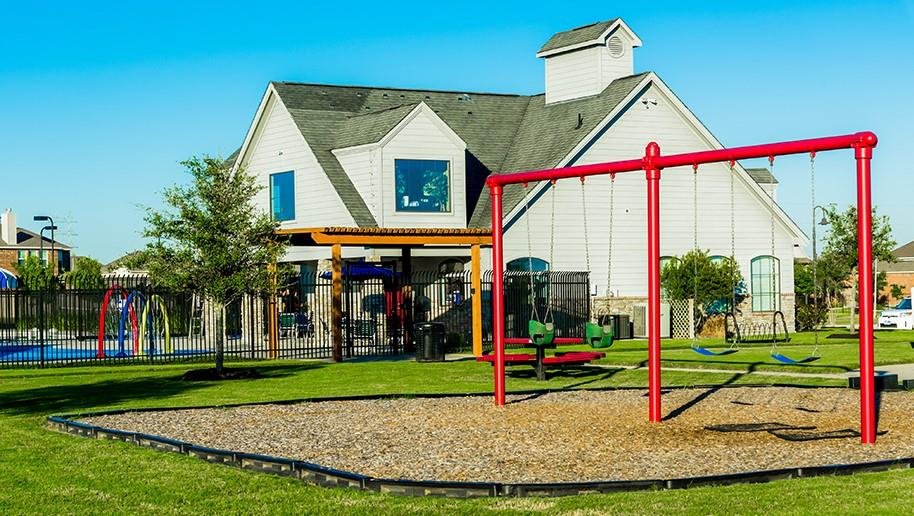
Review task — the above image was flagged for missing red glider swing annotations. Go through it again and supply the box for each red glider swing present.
[486,132,879,444]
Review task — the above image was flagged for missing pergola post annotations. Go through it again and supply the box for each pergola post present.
[401,247,414,353]
[471,243,483,357]
[331,243,343,362]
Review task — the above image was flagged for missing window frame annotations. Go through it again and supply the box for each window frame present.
[393,158,453,214]
[269,171,296,222]
[750,255,781,312]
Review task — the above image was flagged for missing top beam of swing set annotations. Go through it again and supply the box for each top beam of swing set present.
[485,131,880,444]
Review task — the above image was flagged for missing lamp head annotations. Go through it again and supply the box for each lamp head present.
[33,215,50,222]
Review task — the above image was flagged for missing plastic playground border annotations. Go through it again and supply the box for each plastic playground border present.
[47,384,914,498]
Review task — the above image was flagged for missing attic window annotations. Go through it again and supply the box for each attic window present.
[607,36,625,58]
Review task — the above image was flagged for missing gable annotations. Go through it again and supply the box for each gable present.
[243,96,356,228]
[496,74,806,246]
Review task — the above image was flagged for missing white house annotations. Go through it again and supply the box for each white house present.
[231,18,807,325]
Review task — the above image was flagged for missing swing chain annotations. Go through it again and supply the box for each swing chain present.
[580,176,591,275]
[545,180,557,323]
[692,164,699,344]
[522,182,540,322]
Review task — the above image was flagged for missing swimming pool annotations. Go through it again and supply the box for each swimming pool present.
[0,343,211,363]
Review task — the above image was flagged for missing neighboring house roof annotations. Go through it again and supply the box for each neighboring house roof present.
[538,19,620,54]
[745,167,778,185]
[893,240,914,259]
[0,228,71,250]
[877,241,914,273]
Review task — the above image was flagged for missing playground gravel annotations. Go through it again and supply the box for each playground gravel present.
[81,387,914,483]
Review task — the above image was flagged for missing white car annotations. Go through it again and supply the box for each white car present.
[878,297,913,329]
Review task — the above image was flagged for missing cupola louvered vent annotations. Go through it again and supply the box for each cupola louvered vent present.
[607,36,625,58]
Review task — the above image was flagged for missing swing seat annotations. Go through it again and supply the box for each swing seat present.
[691,346,739,357]
[771,353,820,365]
[528,320,555,347]
[585,322,614,349]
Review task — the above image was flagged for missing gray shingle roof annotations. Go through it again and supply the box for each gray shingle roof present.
[266,75,649,229]
[0,228,71,249]
[270,82,532,227]
[745,167,778,184]
[538,19,619,54]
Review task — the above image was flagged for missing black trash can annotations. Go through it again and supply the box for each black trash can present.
[414,322,446,362]
[610,314,632,340]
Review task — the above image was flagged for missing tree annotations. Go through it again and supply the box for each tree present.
[14,255,58,291]
[822,205,895,270]
[63,256,105,289]
[820,205,895,330]
[107,250,153,271]
[143,157,287,373]
[660,250,744,331]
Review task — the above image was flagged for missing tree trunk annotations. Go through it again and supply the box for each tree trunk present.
[214,302,225,373]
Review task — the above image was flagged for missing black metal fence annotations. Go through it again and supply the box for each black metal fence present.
[0,270,590,367]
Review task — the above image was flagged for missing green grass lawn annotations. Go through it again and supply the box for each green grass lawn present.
[0,340,912,514]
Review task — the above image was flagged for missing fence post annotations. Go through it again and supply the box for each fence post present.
[38,289,45,368]
[471,244,483,357]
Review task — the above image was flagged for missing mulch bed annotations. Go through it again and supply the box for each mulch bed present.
[81,387,914,484]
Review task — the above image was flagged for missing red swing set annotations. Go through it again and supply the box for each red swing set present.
[486,131,880,444]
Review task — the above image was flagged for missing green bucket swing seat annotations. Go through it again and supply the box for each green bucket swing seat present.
[585,321,614,349]
[528,319,555,347]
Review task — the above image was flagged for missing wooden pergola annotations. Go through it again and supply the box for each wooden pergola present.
[273,227,492,361]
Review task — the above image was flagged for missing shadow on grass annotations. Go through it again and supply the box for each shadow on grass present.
[0,362,325,417]
[658,357,853,373]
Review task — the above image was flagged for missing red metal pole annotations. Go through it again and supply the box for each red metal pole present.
[490,185,506,406]
[855,143,876,444]
[645,142,662,422]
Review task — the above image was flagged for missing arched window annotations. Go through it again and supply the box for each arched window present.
[659,256,676,271]
[507,257,550,272]
[710,255,726,265]
[751,255,780,312]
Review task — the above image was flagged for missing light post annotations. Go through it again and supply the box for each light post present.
[34,215,55,272]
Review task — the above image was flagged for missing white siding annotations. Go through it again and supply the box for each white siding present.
[544,34,635,105]
[243,96,354,230]
[502,84,797,297]
[599,32,635,89]
[377,108,467,228]
[544,47,602,104]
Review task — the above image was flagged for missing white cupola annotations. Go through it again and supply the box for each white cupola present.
[537,18,642,105]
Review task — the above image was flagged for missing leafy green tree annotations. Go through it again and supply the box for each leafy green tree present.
[63,256,105,289]
[660,250,744,331]
[820,205,895,328]
[14,255,58,291]
[143,157,287,373]
[822,205,895,270]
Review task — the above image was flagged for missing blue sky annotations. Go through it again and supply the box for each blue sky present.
[1,1,912,262]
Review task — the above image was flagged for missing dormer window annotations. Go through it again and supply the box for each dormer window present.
[395,159,451,213]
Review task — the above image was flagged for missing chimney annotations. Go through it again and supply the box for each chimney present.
[537,19,642,105]
[1,209,16,245]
